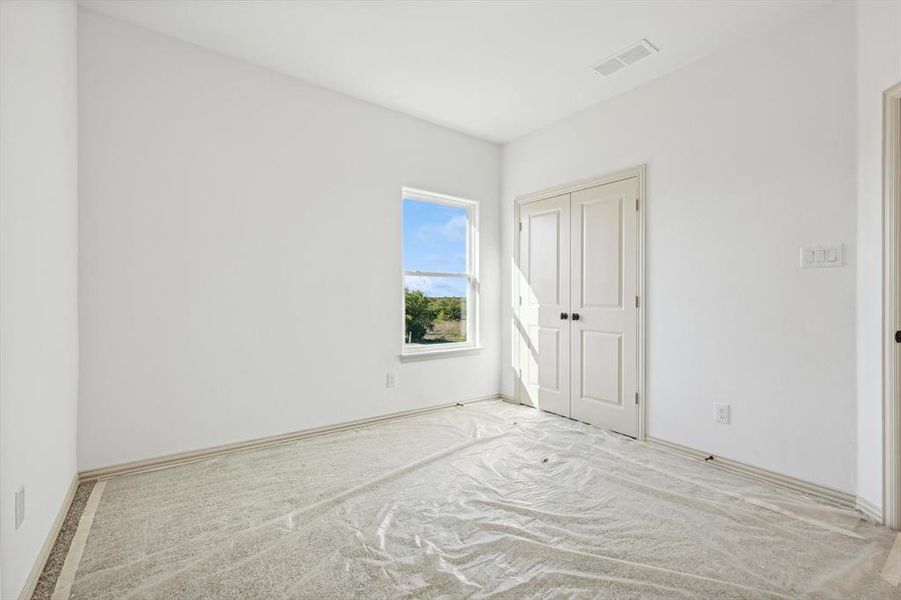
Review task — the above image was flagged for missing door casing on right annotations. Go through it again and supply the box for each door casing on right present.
[515,166,645,439]
[882,83,901,529]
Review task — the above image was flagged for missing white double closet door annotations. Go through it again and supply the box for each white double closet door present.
[518,176,639,437]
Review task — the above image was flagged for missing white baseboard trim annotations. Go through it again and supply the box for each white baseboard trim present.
[18,474,79,600]
[856,495,884,524]
[499,394,516,404]
[644,436,856,510]
[50,481,106,600]
[79,394,505,482]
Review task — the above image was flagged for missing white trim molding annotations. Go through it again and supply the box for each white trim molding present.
[513,165,647,441]
[80,395,504,482]
[884,82,901,530]
[50,482,106,600]
[399,346,484,362]
[515,167,645,205]
[18,476,79,600]
[857,496,884,524]
[645,436,856,510]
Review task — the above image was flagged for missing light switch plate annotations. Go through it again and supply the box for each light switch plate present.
[800,244,843,268]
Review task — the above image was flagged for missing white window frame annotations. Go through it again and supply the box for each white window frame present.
[401,187,480,359]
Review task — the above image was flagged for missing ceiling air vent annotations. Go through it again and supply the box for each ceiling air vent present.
[592,39,659,76]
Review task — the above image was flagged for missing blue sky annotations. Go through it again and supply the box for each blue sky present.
[403,199,467,297]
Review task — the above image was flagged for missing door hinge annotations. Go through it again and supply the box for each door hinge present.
[635,392,639,405]
[635,295,640,308]
[518,295,522,306]
[635,197,640,211]
[519,222,523,231]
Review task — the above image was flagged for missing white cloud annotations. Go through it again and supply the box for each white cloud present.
[418,252,465,271]
[405,275,436,294]
[441,214,467,242]
[405,275,465,297]
[415,214,467,244]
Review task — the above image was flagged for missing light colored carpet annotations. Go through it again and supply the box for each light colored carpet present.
[58,401,897,598]
[31,481,95,600]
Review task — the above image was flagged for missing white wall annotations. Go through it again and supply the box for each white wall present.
[77,10,501,471]
[502,3,858,493]
[856,0,901,512]
[0,1,79,598]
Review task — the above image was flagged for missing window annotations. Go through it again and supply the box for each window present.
[402,188,479,356]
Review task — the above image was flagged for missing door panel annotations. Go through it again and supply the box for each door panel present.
[529,211,562,305]
[581,199,622,308]
[581,331,622,406]
[518,194,570,417]
[537,328,560,391]
[570,178,639,436]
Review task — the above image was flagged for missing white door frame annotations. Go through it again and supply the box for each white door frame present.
[883,83,901,529]
[514,165,647,440]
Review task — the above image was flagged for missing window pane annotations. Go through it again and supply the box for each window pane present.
[403,199,467,273]
[404,276,468,345]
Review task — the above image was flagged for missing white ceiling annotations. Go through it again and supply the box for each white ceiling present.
[79,0,831,143]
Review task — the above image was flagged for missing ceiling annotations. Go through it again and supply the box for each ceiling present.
[78,0,831,144]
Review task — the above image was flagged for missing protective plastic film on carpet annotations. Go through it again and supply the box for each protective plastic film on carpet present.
[60,401,898,599]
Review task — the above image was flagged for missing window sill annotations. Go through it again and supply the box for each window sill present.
[399,346,484,362]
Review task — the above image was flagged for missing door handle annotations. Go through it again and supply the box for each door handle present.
[560,312,569,320]
[572,313,581,321]
[896,330,901,343]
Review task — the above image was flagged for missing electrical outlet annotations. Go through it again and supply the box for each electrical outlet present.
[714,404,730,425]
[15,486,25,529]
[386,373,397,388]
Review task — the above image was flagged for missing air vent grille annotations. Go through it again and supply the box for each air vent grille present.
[594,57,625,76]
[618,44,652,65]
[592,39,659,76]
